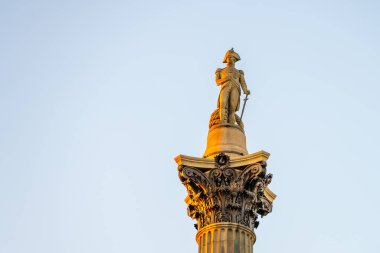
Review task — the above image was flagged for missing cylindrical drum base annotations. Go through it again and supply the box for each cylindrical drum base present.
[203,124,248,158]
[196,223,256,253]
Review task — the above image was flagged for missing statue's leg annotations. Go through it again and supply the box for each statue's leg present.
[219,87,230,123]
[229,88,239,124]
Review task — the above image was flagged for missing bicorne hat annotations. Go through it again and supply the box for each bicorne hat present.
[223,48,241,63]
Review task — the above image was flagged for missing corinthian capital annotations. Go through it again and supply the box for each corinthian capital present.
[178,153,275,231]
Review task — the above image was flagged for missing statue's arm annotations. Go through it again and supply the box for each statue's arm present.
[239,70,250,95]
[215,68,228,86]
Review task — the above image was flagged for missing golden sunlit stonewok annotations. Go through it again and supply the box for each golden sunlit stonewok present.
[175,49,276,253]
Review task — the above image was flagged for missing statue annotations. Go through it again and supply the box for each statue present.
[209,48,250,129]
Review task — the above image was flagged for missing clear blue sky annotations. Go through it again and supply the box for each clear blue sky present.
[1,0,379,252]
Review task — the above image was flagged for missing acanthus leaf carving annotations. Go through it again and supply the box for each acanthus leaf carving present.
[178,154,274,231]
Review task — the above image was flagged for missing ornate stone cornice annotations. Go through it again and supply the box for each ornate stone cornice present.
[177,153,274,231]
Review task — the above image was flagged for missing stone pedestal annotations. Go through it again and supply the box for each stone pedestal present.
[196,222,255,253]
[204,124,248,158]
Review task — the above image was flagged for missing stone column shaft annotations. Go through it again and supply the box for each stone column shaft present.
[196,223,255,253]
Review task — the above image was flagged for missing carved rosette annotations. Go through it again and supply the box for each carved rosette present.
[178,153,273,231]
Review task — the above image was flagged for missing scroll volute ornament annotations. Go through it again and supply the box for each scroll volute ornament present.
[178,153,274,231]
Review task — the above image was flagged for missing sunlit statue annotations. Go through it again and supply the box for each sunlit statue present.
[210,48,250,128]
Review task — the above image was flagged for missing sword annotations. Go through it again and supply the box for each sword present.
[240,93,249,121]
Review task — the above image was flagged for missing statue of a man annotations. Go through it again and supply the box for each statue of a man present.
[215,48,250,125]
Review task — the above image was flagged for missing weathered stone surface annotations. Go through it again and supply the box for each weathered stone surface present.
[213,48,250,126]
